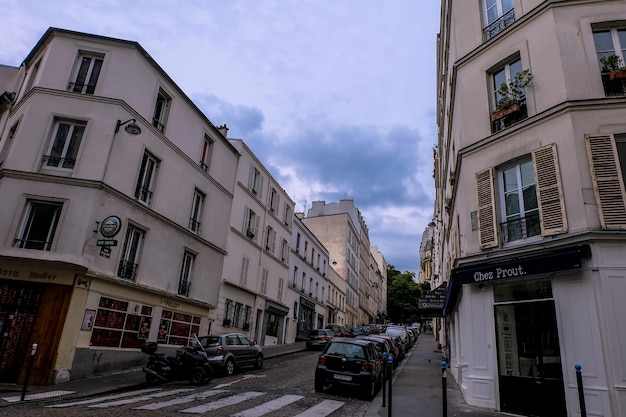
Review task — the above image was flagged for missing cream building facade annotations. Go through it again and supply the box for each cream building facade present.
[0,28,239,384]
[435,1,626,416]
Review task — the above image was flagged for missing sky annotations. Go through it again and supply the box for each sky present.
[1,0,441,274]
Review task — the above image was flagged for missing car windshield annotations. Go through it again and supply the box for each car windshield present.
[200,336,221,347]
[327,342,365,359]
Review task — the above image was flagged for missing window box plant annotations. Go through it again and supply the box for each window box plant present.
[490,69,533,122]
[600,54,626,80]
[246,227,255,238]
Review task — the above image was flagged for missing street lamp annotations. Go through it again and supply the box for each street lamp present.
[115,118,142,135]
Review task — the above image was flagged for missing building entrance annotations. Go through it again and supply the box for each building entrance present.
[494,279,566,417]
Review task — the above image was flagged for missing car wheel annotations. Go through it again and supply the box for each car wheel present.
[314,378,324,393]
[224,358,235,376]
[190,368,207,386]
[254,354,263,369]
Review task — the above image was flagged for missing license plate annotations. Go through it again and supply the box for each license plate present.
[333,374,352,381]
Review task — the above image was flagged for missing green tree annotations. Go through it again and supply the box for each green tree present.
[385,264,423,324]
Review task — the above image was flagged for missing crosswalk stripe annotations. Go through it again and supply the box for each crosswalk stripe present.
[292,399,345,417]
[230,394,304,417]
[46,388,163,408]
[180,391,265,414]
[88,388,195,408]
[134,389,228,410]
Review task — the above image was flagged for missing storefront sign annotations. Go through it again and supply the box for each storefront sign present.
[454,246,586,285]
[100,216,122,238]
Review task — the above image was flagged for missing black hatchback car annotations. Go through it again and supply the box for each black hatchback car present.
[306,329,334,350]
[314,338,383,400]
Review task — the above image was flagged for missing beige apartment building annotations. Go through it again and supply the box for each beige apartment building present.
[435,1,626,416]
[215,139,295,346]
[0,28,238,384]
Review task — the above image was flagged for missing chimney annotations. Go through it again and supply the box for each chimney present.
[217,124,229,138]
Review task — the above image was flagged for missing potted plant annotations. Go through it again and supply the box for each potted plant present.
[491,69,533,122]
[246,227,255,238]
[600,54,626,80]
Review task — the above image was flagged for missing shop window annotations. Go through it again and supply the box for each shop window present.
[42,119,85,169]
[157,309,201,346]
[266,312,279,337]
[14,200,62,251]
[90,296,153,349]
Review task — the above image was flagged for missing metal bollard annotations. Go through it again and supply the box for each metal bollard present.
[382,352,388,407]
[388,355,393,417]
[575,364,587,417]
[21,343,38,401]
[441,361,447,417]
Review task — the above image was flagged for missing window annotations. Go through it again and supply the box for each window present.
[266,312,279,337]
[24,59,41,94]
[265,226,275,252]
[118,224,144,281]
[500,160,540,243]
[269,187,279,213]
[244,207,259,240]
[90,296,155,349]
[261,269,268,295]
[278,277,284,302]
[178,251,194,297]
[283,204,292,226]
[69,52,103,94]
[239,256,249,286]
[280,238,289,262]
[43,119,85,169]
[15,200,62,250]
[483,0,515,41]
[248,165,263,197]
[189,189,204,233]
[491,58,528,133]
[594,28,626,96]
[157,309,201,346]
[152,88,171,132]
[135,152,159,204]
[200,135,213,172]
[293,266,298,287]
[476,145,567,249]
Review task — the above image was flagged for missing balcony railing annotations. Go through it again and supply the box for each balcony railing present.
[135,185,153,204]
[178,280,191,297]
[14,238,52,251]
[118,260,138,281]
[491,98,528,133]
[42,155,76,169]
[500,212,540,243]
[601,72,626,96]
[67,81,96,94]
[189,218,201,233]
[483,8,516,41]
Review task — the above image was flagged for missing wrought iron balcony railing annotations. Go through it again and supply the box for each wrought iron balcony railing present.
[500,212,541,243]
[118,260,138,281]
[42,154,76,169]
[178,280,191,297]
[483,9,516,41]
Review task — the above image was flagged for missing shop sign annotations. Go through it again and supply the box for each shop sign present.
[100,216,122,238]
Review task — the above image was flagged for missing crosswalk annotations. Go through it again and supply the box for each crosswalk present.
[46,387,345,416]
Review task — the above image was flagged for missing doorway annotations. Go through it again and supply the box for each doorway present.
[494,279,566,417]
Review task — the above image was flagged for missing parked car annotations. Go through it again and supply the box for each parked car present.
[198,333,263,376]
[306,329,334,350]
[362,334,400,368]
[385,326,410,350]
[314,338,383,400]
[355,335,396,370]
[325,323,354,337]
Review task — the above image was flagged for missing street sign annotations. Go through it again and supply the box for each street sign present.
[96,239,118,247]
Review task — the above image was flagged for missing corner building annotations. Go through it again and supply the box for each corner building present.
[0,28,238,384]
[435,2,626,416]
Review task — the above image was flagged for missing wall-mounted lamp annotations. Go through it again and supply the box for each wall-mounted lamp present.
[428,219,442,228]
[330,259,337,265]
[115,118,142,135]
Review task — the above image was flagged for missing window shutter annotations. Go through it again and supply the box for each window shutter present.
[253,215,260,240]
[248,164,254,189]
[586,134,626,229]
[532,144,568,236]
[243,207,250,232]
[476,168,498,249]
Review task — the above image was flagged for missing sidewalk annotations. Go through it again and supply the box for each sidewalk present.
[366,333,505,417]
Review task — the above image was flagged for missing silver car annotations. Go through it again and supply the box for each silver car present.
[198,333,263,376]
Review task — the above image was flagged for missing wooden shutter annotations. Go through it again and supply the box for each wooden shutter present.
[532,144,568,236]
[476,168,498,249]
[586,134,626,229]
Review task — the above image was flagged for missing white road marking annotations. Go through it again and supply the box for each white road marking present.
[46,388,162,407]
[88,388,195,408]
[230,394,304,417]
[180,391,265,413]
[134,389,228,410]
[292,399,346,417]
[3,390,74,402]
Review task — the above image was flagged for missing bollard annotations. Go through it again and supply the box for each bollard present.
[575,364,587,417]
[382,352,388,407]
[21,343,38,401]
[441,361,447,417]
[388,355,394,417]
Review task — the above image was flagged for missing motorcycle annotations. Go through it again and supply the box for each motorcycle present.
[141,333,213,385]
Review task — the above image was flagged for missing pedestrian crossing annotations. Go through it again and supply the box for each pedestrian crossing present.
[46,386,346,416]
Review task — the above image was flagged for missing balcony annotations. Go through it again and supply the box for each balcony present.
[135,185,153,204]
[189,218,201,233]
[501,213,540,243]
[42,155,76,169]
[491,98,528,133]
[178,280,191,297]
[118,260,138,281]
[601,72,626,96]
[483,8,515,41]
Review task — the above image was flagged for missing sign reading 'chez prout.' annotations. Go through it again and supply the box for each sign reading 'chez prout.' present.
[454,247,585,285]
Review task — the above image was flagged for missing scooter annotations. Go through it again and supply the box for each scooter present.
[141,333,213,385]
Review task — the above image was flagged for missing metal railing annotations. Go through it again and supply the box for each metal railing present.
[42,155,76,169]
[117,260,138,281]
[178,280,191,297]
[500,212,540,243]
[483,8,516,41]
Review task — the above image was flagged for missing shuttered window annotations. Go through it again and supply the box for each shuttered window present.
[532,144,568,235]
[586,134,626,229]
[476,168,498,249]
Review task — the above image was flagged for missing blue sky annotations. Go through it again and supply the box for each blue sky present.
[1,0,440,274]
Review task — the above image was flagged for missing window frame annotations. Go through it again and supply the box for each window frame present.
[200,134,213,172]
[135,151,159,205]
[178,250,195,297]
[15,199,63,251]
[43,119,86,170]
[69,51,104,94]
[152,88,171,133]
[189,189,204,233]
[118,224,145,281]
